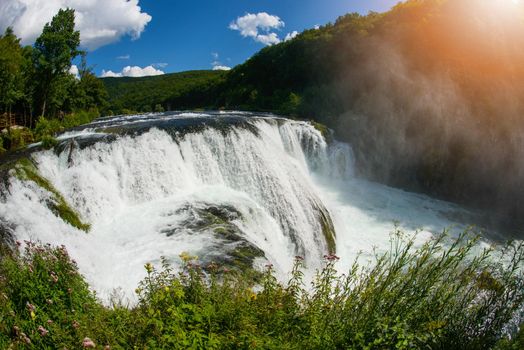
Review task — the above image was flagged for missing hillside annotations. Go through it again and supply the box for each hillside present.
[102,70,227,114]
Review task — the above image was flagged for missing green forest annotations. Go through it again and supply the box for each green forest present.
[0,8,107,151]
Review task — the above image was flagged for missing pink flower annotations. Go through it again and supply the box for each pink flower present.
[82,337,96,348]
[323,254,340,261]
[21,332,31,344]
[50,272,58,283]
[47,319,53,325]
[37,326,48,336]
[26,302,35,312]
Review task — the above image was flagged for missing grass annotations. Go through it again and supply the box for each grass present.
[0,230,523,349]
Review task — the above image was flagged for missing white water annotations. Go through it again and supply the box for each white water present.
[0,113,474,302]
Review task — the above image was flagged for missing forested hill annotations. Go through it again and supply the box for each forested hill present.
[103,0,524,234]
[101,70,227,114]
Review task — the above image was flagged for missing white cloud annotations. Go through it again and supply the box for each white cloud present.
[101,65,164,78]
[117,55,130,60]
[314,24,320,30]
[284,31,299,42]
[0,0,152,50]
[210,52,231,71]
[255,32,280,45]
[68,64,79,79]
[152,62,168,68]
[229,12,284,45]
[212,65,231,71]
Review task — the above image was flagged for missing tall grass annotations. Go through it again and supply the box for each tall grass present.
[1,231,523,349]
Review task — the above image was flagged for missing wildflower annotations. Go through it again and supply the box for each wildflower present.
[46,299,53,305]
[144,263,153,273]
[26,302,36,319]
[223,267,230,273]
[323,254,340,261]
[50,272,58,283]
[37,326,48,336]
[26,302,35,311]
[47,319,53,325]
[104,346,111,350]
[72,320,80,329]
[82,337,96,348]
[21,332,31,344]
[67,288,72,294]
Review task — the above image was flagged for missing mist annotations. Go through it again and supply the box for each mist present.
[331,0,524,235]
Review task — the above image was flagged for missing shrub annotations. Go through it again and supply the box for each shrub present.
[0,231,523,349]
[40,135,58,149]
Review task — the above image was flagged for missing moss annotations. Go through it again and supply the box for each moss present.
[311,121,333,143]
[229,244,265,272]
[317,207,336,254]
[13,158,90,232]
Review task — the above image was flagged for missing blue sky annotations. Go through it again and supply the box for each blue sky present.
[1,0,398,76]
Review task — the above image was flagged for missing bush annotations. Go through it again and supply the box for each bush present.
[40,135,58,149]
[1,231,523,349]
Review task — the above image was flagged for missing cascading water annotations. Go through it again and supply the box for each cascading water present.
[0,111,474,302]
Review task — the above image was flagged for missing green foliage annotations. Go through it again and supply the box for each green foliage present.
[33,8,81,117]
[0,243,125,349]
[154,104,164,113]
[0,28,25,115]
[13,158,90,231]
[102,70,227,114]
[40,135,58,149]
[0,127,34,151]
[0,8,108,144]
[1,232,523,349]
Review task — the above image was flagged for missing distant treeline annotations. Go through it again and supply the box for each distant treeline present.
[102,70,226,115]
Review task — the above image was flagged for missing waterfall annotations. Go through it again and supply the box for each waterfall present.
[0,112,471,302]
[0,113,353,300]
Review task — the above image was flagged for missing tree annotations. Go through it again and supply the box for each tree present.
[0,28,24,125]
[33,8,81,118]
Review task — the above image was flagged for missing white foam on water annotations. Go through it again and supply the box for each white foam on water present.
[0,113,475,302]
